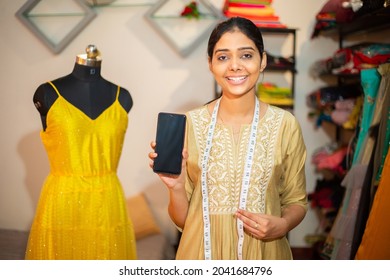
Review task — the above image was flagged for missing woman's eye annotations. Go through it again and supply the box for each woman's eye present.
[242,53,253,59]
[217,55,227,61]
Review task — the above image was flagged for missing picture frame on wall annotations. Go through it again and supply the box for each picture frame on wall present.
[86,0,159,6]
[15,0,96,54]
[144,0,225,57]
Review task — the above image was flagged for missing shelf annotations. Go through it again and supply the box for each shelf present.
[336,6,390,38]
[307,5,390,260]
[267,64,297,73]
[258,27,297,34]
[144,0,224,57]
[318,73,360,84]
[319,6,390,48]
[261,27,297,67]
[15,0,96,54]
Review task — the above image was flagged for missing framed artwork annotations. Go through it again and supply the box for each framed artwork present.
[145,0,225,57]
[15,0,96,54]
[85,0,159,6]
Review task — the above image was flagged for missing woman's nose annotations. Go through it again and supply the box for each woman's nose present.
[229,57,242,71]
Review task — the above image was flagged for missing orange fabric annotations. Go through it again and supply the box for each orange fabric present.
[355,148,390,259]
[127,193,161,240]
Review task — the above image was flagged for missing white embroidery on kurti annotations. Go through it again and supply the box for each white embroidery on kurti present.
[189,105,284,214]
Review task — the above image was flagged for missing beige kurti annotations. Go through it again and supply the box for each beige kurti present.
[175,103,307,260]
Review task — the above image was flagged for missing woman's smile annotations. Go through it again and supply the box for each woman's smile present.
[226,75,248,84]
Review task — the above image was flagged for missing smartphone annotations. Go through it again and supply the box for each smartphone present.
[153,112,186,175]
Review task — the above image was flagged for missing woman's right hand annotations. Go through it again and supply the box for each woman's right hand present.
[148,141,187,191]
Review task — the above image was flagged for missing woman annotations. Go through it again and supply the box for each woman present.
[149,17,307,260]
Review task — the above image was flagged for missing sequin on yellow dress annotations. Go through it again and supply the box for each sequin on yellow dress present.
[25,82,137,260]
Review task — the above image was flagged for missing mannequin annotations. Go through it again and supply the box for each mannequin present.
[33,45,133,130]
[26,45,137,260]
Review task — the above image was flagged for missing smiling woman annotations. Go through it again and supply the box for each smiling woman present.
[148,17,308,260]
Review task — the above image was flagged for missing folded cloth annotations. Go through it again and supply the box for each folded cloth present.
[316,147,348,171]
[257,82,293,106]
[331,109,352,126]
[228,6,275,17]
[223,0,286,28]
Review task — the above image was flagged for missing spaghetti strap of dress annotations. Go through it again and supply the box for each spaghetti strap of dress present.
[115,86,120,101]
[47,81,62,98]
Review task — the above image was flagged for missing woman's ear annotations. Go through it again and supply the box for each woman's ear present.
[208,57,213,72]
[260,52,267,72]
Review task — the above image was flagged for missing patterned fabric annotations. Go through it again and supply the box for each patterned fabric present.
[175,102,307,259]
[327,67,384,259]
[25,82,137,260]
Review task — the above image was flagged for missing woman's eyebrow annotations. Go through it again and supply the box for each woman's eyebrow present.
[214,48,229,54]
[238,46,256,51]
[214,46,255,54]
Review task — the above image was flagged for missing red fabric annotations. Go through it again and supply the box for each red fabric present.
[318,0,354,22]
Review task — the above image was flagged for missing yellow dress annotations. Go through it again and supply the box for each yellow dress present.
[25,82,137,260]
[176,103,307,260]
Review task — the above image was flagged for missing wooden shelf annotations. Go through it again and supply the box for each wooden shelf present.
[337,6,390,37]
[319,6,390,48]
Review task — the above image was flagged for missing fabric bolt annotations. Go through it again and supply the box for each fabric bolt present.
[228,7,275,17]
[25,82,137,260]
[175,103,307,260]
[223,0,286,28]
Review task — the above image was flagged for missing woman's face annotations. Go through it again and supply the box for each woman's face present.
[209,30,266,98]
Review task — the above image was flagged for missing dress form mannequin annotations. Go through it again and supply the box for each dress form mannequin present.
[33,45,133,130]
[26,44,137,260]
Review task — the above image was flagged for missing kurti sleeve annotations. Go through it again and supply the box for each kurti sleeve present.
[279,113,308,211]
[184,111,196,201]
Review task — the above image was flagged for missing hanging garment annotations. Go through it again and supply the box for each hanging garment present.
[325,67,382,259]
[350,63,390,258]
[350,125,378,258]
[371,64,390,187]
[353,68,381,164]
[355,147,390,259]
[25,82,137,260]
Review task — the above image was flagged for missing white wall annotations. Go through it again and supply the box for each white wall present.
[0,0,336,248]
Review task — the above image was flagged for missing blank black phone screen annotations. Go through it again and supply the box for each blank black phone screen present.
[153,112,186,175]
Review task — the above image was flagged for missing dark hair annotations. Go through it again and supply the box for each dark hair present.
[207,17,264,60]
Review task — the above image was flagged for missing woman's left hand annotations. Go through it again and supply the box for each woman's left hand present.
[235,209,288,241]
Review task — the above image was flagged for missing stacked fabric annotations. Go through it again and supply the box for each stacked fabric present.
[257,82,293,106]
[306,83,363,129]
[223,0,286,28]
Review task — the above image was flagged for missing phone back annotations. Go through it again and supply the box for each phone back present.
[153,112,186,175]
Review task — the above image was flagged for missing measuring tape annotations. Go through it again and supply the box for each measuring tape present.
[201,96,259,260]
